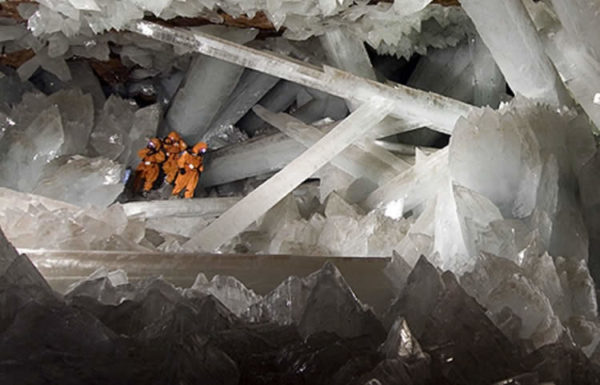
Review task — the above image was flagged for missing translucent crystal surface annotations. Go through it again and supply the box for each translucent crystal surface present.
[253,105,402,186]
[187,101,394,251]
[2,1,600,381]
[165,26,258,143]
[460,0,569,106]
[201,133,304,188]
[203,69,279,147]
[0,105,64,192]
[33,156,124,208]
[89,95,136,161]
[0,189,149,250]
[408,36,505,108]
[186,273,262,317]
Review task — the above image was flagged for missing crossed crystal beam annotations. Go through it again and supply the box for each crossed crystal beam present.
[127,20,477,251]
[128,20,475,136]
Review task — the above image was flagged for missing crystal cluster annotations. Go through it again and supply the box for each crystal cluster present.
[220,192,413,257]
[3,0,471,59]
[0,0,600,381]
[2,229,599,383]
[0,65,153,207]
[0,188,149,251]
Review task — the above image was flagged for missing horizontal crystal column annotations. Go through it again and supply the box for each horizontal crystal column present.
[122,197,241,219]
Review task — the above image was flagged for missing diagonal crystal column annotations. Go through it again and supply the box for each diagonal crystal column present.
[128,20,474,135]
[184,101,394,251]
[460,0,570,106]
[540,0,600,132]
[252,105,408,185]
[362,147,449,213]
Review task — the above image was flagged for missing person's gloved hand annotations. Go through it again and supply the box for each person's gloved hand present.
[179,168,186,175]
[188,164,194,169]
[144,161,151,165]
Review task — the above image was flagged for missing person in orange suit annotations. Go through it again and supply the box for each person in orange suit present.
[172,142,207,199]
[162,131,188,184]
[136,138,166,195]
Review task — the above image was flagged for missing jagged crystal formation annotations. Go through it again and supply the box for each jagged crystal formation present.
[0,81,136,206]
[16,1,471,59]
[3,228,600,383]
[0,188,149,251]
[3,0,600,381]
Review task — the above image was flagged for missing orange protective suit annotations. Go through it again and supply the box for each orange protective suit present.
[172,142,207,199]
[136,138,166,192]
[162,132,188,184]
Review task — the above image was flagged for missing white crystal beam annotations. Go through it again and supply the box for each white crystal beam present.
[128,20,474,134]
[541,0,600,131]
[353,138,411,172]
[165,54,245,143]
[184,101,394,251]
[373,140,436,156]
[460,0,570,106]
[252,105,407,185]
[200,133,304,187]
[319,26,377,81]
[122,197,240,219]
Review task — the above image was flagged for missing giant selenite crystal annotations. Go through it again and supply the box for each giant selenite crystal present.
[186,101,394,251]
[4,0,600,381]
[530,0,600,131]
[0,105,64,192]
[408,35,506,108]
[460,0,570,106]
[129,20,474,135]
[165,26,258,143]
[449,97,594,261]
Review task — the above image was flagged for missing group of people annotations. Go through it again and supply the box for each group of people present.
[134,131,207,199]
